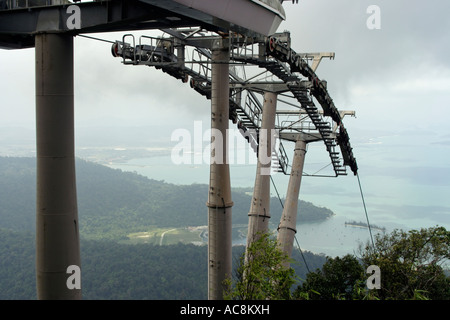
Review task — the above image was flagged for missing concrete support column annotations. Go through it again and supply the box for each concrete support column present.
[35,33,81,300]
[246,91,277,247]
[277,137,307,268]
[207,39,233,300]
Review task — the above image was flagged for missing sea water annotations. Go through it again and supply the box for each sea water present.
[106,155,415,258]
[105,127,450,258]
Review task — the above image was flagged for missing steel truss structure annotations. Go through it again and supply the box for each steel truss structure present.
[111,28,358,177]
[1,0,359,300]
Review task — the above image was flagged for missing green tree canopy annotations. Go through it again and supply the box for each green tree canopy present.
[294,254,365,300]
[224,232,296,300]
[359,226,450,300]
[295,226,450,300]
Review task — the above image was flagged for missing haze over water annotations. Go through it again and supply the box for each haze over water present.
[1,117,448,259]
[105,126,450,258]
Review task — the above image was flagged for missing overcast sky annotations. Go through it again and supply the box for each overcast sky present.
[0,0,449,229]
[1,0,449,131]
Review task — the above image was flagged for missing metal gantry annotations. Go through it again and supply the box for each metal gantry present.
[111,28,357,177]
[0,0,288,300]
[0,0,358,300]
[111,27,358,297]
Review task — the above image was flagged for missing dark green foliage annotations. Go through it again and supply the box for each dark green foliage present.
[294,227,450,300]
[0,156,334,240]
[293,254,365,300]
[359,226,450,300]
[225,232,297,300]
[0,157,330,300]
[0,228,324,300]
[0,157,36,232]
[0,229,36,299]
[0,156,331,300]
[80,241,208,299]
[231,245,327,289]
[0,228,208,300]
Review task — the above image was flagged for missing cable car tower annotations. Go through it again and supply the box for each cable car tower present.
[0,0,357,300]
[111,27,357,286]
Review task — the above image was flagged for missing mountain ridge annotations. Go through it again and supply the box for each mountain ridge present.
[0,156,335,241]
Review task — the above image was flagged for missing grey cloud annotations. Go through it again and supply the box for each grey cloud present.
[281,0,450,102]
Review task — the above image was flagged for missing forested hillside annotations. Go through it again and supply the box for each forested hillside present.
[0,228,326,299]
[0,156,332,299]
[0,156,334,240]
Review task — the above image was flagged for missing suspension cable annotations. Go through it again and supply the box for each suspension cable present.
[270,175,284,210]
[356,171,375,250]
[78,34,115,44]
[295,234,311,273]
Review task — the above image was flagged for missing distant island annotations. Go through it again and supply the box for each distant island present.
[345,220,386,233]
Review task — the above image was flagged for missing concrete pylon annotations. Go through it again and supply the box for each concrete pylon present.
[277,136,307,268]
[35,33,81,300]
[246,91,277,248]
[206,39,233,300]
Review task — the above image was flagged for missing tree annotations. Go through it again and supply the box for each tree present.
[359,226,450,300]
[294,226,450,300]
[224,232,297,300]
[293,254,365,300]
